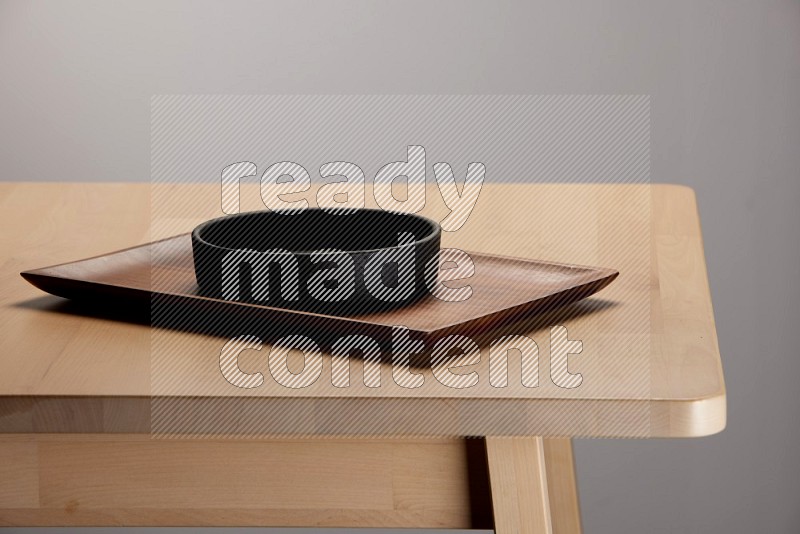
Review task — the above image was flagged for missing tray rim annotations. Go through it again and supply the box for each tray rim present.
[21,234,619,337]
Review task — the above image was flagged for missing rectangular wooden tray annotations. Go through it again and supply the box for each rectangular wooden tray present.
[21,234,618,342]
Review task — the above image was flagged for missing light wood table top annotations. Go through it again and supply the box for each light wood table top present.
[0,182,725,438]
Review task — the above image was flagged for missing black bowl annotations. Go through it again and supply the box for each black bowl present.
[191,209,441,314]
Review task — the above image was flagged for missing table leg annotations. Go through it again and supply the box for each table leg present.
[485,437,582,534]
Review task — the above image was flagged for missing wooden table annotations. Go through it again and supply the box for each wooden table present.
[0,182,725,532]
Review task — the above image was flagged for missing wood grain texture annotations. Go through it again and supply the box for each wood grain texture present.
[543,438,582,534]
[0,183,726,437]
[486,437,582,534]
[0,433,493,528]
[486,437,553,534]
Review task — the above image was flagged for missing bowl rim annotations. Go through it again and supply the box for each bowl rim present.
[191,208,441,256]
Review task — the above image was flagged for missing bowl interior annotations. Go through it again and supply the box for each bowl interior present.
[196,209,438,254]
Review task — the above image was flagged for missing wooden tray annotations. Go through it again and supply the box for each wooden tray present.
[21,234,618,342]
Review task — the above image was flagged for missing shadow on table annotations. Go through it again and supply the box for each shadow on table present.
[14,294,619,370]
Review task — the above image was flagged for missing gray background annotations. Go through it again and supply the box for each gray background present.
[1,0,799,533]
